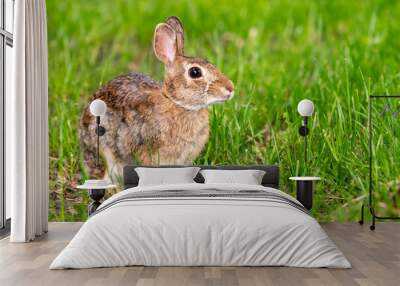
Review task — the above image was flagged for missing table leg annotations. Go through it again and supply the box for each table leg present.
[88,189,105,216]
[296,181,313,210]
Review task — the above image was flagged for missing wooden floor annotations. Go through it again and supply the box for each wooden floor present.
[0,222,399,286]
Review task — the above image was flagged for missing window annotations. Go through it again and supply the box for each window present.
[1,0,14,234]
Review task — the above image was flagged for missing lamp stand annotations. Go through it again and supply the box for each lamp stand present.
[299,116,309,164]
[95,116,106,168]
[86,117,107,215]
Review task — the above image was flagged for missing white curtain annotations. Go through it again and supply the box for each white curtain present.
[8,0,49,242]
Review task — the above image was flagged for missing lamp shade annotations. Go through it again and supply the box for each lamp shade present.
[297,99,314,117]
[89,99,107,116]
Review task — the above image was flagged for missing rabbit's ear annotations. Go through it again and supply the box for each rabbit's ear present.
[153,23,177,65]
[166,16,184,55]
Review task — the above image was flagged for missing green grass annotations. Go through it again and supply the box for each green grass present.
[47,0,400,221]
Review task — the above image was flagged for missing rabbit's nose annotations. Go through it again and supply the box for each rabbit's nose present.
[226,82,234,93]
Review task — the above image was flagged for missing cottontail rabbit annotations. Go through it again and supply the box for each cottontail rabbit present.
[80,16,234,179]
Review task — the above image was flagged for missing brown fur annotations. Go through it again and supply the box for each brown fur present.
[80,16,234,179]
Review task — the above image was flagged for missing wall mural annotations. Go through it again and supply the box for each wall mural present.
[47,0,400,222]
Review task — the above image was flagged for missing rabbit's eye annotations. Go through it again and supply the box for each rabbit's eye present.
[188,67,202,79]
